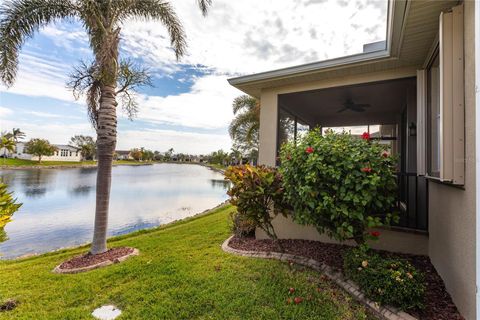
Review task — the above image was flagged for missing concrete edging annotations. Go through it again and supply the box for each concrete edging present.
[52,248,139,274]
[221,236,417,320]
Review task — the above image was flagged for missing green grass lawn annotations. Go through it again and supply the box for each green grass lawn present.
[0,205,374,320]
[0,158,150,167]
[205,163,227,171]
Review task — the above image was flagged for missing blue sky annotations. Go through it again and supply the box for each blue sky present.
[0,0,387,154]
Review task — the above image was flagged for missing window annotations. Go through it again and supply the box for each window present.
[418,3,464,184]
[427,50,440,177]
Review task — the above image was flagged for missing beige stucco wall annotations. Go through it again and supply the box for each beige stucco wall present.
[256,215,429,255]
[428,1,476,319]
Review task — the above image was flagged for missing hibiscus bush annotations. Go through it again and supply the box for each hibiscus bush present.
[225,165,289,242]
[279,129,398,244]
[344,246,425,310]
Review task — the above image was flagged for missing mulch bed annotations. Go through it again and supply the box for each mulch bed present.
[57,247,134,270]
[229,236,463,320]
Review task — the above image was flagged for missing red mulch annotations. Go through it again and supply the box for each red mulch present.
[228,236,463,320]
[58,247,134,270]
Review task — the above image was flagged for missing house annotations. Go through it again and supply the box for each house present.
[114,150,132,160]
[229,1,478,318]
[12,142,82,162]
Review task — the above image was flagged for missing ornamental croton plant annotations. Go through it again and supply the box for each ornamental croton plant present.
[279,129,399,245]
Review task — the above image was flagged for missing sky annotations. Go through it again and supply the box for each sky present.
[0,0,388,155]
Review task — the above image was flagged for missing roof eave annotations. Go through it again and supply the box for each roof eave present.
[227,50,391,86]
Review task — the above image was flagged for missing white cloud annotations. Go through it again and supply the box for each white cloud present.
[133,74,241,128]
[0,118,94,144]
[120,0,388,75]
[23,110,82,120]
[37,1,387,76]
[0,0,388,153]
[0,52,78,102]
[118,128,231,154]
[0,106,12,118]
[41,25,89,54]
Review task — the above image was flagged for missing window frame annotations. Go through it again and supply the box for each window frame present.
[418,4,465,185]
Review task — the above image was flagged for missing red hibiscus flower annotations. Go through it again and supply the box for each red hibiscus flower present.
[361,132,370,140]
[361,167,372,173]
[305,147,314,154]
[382,151,389,158]
[370,231,381,237]
[287,155,292,160]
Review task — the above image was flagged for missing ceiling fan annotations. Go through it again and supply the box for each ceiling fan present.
[337,98,370,113]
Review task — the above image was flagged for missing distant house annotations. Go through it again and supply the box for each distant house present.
[12,142,82,162]
[115,150,132,160]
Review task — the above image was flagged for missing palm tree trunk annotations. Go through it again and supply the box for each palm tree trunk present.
[91,84,117,255]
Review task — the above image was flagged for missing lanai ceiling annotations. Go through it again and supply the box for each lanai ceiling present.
[278,77,416,127]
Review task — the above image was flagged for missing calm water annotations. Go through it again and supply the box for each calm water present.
[0,163,229,259]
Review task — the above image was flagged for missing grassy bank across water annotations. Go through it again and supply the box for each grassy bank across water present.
[0,205,373,319]
[0,158,152,168]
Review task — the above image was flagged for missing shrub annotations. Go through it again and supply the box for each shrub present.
[344,246,425,310]
[0,182,22,242]
[279,129,398,244]
[229,211,256,238]
[225,165,288,242]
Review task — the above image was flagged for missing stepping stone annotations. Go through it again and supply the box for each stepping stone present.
[92,305,121,320]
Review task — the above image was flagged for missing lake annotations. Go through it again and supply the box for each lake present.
[0,163,229,259]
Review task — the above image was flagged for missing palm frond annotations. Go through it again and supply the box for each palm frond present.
[67,60,102,128]
[68,58,152,126]
[116,59,152,94]
[0,0,78,86]
[86,79,101,128]
[196,0,212,16]
[232,95,258,115]
[114,0,187,60]
[229,110,258,140]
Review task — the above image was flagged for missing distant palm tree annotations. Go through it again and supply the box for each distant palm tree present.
[0,135,15,163]
[229,95,260,162]
[10,128,25,142]
[0,0,211,255]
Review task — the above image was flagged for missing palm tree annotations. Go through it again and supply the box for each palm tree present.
[229,95,260,163]
[10,128,25,142]
[0,0,211,255]
[0,135,15,163]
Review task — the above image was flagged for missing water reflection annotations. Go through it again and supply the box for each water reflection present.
[0,164,228,258]
[210,179,230,190]
[22,170,54,199]
[69,185,93,197]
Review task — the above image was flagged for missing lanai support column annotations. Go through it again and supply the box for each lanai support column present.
[258,89,278,166]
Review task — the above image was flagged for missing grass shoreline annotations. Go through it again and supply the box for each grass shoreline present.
[8,202,229,262]
[0,159,227,172]
[0,204,373,319]
[0,159,153,169]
